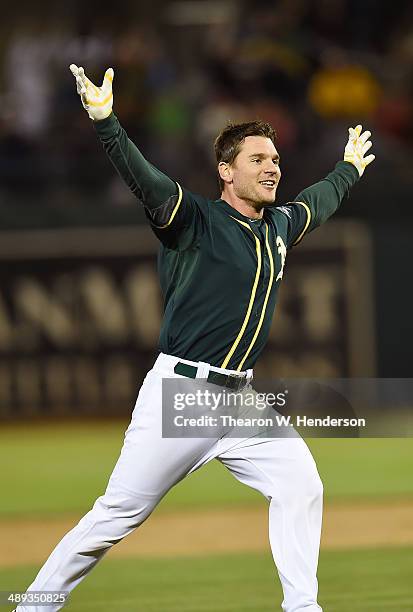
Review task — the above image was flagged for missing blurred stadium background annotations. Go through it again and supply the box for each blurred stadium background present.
[1,1,413,610]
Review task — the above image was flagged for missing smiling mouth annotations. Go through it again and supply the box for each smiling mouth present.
[259,180,276,189]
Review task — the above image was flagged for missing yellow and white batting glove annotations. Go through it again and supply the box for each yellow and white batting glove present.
[344,124,375,177]
[69,64,114,121]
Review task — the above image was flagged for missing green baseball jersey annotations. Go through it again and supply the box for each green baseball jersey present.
[95,114,359,371]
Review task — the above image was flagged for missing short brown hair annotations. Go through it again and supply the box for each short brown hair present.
[214,120,277,191]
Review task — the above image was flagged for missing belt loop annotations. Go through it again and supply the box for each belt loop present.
[196,361,210,379]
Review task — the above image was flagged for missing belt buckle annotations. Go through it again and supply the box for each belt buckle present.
[225,374,245,392]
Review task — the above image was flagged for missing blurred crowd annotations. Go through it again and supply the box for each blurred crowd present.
[0,0,412,227]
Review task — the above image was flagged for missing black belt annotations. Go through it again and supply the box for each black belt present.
[174,362,249,391]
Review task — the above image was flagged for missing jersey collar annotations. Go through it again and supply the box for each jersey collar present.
[216,198,267,224]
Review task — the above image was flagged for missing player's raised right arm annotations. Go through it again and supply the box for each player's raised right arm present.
[69,64,200,248]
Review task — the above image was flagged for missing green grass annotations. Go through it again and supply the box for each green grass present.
[1,421,413,518]
[0,548,411,611]
[307,437,413,501]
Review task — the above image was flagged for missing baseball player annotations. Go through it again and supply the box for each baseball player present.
[14,65,374,612]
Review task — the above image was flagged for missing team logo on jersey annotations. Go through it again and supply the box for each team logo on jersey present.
[277,206,292,218]
[276,236,287,281]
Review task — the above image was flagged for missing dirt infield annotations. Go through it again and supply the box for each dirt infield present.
[1,499,413,568]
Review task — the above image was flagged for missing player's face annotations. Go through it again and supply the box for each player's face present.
[230,136,281,205]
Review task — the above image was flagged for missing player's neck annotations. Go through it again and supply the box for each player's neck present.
[220,192,264,220]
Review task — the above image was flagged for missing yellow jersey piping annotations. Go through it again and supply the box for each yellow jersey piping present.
[292,201,311,245]
[220,216,262,369]
[157,183,183,229]
[237,222,275,371]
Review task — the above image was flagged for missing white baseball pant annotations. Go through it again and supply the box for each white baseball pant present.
[17,353,323,612]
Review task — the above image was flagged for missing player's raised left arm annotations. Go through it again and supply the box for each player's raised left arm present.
[283,125,375,246]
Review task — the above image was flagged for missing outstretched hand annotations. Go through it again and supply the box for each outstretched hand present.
[344,125,375,177]
[69,64,114,121]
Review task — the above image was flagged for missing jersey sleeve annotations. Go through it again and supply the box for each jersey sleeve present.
[276,161,360,248]
[145,186,206,250]
[94,113,203,250]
